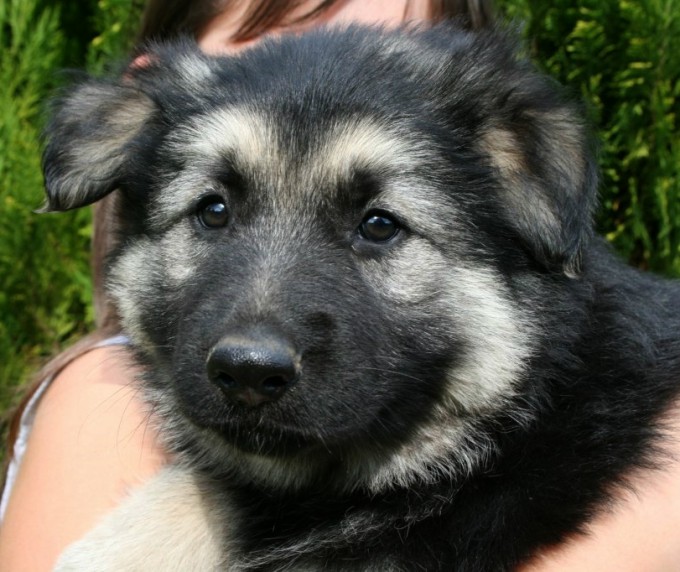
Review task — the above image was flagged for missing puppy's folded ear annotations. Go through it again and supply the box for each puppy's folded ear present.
[444,29,599,277]
[40,81,156,212]
[479,91,598,277]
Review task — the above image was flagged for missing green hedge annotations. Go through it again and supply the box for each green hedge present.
[1,0,87,418]
[506,0,680,274]
[0,0,141,435]
[1,0,679,431]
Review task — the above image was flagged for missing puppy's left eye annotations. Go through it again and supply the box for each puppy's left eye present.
[358,211,400,242]
[197,196,228,229]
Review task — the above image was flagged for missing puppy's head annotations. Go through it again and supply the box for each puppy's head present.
[42,26,597,492]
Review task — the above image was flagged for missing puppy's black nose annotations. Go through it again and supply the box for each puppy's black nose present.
[207,331,299,407]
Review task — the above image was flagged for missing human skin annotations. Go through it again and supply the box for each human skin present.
[1,1,679,569]
[518,405,680,572]
[196,0,431,53]
[0,346,165,571]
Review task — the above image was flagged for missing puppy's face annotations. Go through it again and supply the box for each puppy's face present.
[42,27,597,490]
[109,107,529,456]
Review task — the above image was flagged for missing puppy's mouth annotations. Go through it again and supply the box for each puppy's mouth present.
[183,402,331,457]
[224,419,335,458]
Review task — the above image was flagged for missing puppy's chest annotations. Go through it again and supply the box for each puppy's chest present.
[225,486,494,572]
[226,493,420,572]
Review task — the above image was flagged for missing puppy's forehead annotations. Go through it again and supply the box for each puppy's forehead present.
[162,105,431,199]
[317,118,427,180]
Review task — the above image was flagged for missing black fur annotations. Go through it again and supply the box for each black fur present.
[43,24,680,571]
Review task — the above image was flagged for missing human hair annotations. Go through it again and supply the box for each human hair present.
[136,0,494,43]
[7,0,495,460]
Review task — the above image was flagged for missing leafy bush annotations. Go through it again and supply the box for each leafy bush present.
[87,0,145,73]
[499,0,680,275]
[0,0,141,435]
[0,0,89,417]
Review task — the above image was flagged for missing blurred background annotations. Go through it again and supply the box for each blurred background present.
[1,0,679,452]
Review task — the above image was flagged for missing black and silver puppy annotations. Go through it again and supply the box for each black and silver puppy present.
[44,24,680,571]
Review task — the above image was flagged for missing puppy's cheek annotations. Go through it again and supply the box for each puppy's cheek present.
[360,240,536,412]
[159,225,210,287]
[359,239,449,307]
[357,249,537,493]
[107,238,168,352]
[442,265,537,412]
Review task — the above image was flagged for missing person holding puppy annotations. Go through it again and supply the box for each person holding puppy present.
[1,1,679,570]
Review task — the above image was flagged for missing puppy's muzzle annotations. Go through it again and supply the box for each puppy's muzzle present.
[207,328,299,407]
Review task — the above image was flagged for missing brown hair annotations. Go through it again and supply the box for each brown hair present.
[136,0,494,43]
[7,0,494,462]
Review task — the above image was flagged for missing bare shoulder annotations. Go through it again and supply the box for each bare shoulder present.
[0,345,167,571]
[521,402,680,572]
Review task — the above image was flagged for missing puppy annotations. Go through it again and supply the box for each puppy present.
[43,24,680,571]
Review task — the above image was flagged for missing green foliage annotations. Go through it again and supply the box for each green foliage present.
[0,0,142,422]
[0,0,89,414]
[499,0,680,275]
[87,0,145,73]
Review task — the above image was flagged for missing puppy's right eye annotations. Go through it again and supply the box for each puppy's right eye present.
[197,196,228,229]
[358,211,400,243]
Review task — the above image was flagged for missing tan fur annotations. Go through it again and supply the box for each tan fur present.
[54,466,228,571]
